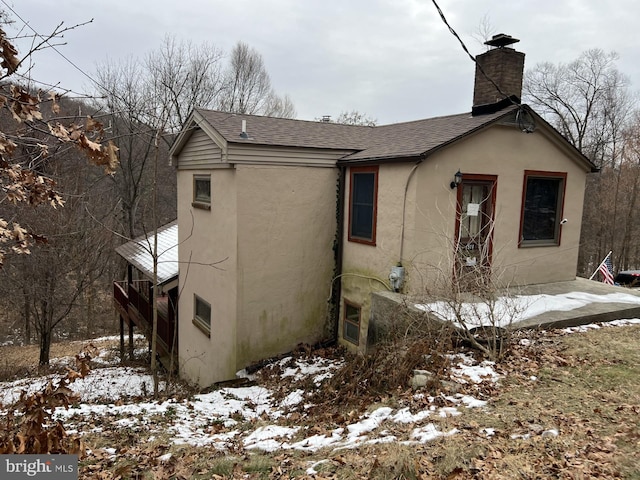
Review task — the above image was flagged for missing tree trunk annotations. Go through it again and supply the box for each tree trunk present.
[23,288,31,345]
[128,321,134,360]
[39,322,51,366]
[38,288,53,366]
[151,129,160,397]
[119,314,125,363]
[86,281,94,338]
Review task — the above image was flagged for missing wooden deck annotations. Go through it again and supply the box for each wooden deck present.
[113,281,178,371]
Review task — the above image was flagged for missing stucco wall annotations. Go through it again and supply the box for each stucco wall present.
[340,162,416,348]
[339,123,589,351]
[176,167,238,386]
[235,165,338,369]
[175,129,343,387]
[409,124,587,291]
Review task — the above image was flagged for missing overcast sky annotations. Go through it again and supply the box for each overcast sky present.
[9,0,640,124]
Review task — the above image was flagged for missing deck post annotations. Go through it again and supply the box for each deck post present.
[128,321,134,360]
[119,314,125,362]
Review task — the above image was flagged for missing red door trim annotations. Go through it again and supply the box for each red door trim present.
[454,173,498,271]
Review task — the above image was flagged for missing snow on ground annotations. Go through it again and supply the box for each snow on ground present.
[448,353,500,384]
[415,291,640,328]
[0,366,160,405]
[0,319,638,454]
[562,317,640,333]
[269,354,344,385]
[0,352,494,452]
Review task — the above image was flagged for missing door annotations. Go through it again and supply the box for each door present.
[454,175,497,289]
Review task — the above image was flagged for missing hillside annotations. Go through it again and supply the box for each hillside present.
[0,321,639,479]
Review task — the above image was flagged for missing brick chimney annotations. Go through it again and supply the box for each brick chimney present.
[472,34,525,115]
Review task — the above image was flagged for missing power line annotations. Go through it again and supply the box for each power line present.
[1,3,181,133]
[12,72,104,100]
[0,0,108,93]
[430,0,519,108]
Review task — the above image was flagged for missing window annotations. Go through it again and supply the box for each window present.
[348,166,378,245]
[519,171,566,246]
[193,175,211,209]
[343,301,361,345]
[193,294,211,336]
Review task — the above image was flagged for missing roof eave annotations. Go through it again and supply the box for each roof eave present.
[338,154,424,165]
[338,107,519,165]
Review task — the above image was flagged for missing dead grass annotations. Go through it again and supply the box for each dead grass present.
[227,325,640,479]
[3,324,639,478]
[415,324,640,479]
[0,336,147,380]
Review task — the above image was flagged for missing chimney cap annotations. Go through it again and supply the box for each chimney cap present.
[485,33,520,49]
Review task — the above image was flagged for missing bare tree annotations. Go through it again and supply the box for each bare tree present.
[0,8,121,361]
[581,115,640,273]
[0,17,117,268]
[471,13,496,49]
[335,110,377,126]
[524,49,634,167]
[94,37,234,237]
[94,37,295,236]
[218,41,296,118]
[0,97,118,361]
[94,57,157,238]
[146,35,225,133]
[524,49,639,275]
[7,187,113,364]
[316,110,377,126]
[262,92,297,119]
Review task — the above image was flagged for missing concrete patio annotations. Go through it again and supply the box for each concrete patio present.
[506,276,640,329]
[370,277,640,341]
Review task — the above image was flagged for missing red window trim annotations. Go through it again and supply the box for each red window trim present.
[348,165,378,246]
[518,170,567,248]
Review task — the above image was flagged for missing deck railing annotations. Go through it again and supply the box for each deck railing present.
[113,280,176,356]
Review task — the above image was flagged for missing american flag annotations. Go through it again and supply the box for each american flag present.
[598,254,615,285]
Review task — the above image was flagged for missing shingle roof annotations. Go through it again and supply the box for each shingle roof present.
[195,106,519,162]
[196,109,371,151]
[115,221,178,285]
[345,109,517,161]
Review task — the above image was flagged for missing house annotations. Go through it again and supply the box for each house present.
[162,34,596,387]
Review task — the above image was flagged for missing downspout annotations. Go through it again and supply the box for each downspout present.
[398,157,424,264]
[331,165,346,342]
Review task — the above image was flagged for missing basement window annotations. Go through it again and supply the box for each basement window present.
[519,171,566,247]
[343,301,361,345]
[193,294,211,336]
[193,175,211,210]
